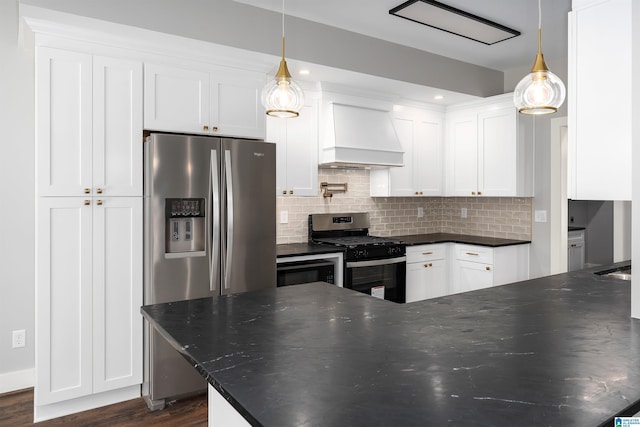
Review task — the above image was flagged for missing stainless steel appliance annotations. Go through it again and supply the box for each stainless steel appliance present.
[308,213,406,303]
[143,133,276,409]
[277,259,335,287]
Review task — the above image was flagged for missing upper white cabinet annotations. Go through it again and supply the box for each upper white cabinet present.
[370,106,444,197]
[445,95,534,197]
[568,0,631,200]
[144,63,266,139]
[37,48,143,197]
[267,99,318,197]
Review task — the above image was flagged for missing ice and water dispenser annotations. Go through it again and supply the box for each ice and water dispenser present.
[165,198,205,254]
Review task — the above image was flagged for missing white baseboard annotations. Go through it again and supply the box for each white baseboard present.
[0,368,35,394]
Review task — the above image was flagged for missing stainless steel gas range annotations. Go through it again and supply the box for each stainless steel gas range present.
[308,213,406,303]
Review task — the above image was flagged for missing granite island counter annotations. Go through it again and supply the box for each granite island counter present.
[141,265,640,426]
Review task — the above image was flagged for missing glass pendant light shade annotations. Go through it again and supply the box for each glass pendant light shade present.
[514,0,565,115]
[514,66,566,115]
[262,52,304,118]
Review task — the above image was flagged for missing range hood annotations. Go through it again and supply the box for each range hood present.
[319,103,404,168]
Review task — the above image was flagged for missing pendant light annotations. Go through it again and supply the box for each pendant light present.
[261,0,304,118]
[513,0,565,115]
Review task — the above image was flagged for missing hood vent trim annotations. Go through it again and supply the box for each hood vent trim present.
[319,103,404,168]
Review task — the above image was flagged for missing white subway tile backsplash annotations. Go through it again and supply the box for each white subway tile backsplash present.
[276,169,532,244]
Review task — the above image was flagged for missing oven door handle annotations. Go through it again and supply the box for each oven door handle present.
[346,256,406,268]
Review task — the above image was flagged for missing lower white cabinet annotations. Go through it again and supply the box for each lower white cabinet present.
[36,197,142,416]
[406,242,530,302]
[406,244,448,302]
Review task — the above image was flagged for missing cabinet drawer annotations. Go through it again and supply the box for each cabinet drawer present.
[455,244,494,264]
[406,244,446,263]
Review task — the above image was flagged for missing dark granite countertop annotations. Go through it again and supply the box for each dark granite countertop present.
[276,242,345,258]
[395,232,531,247]
[141,264,640,426]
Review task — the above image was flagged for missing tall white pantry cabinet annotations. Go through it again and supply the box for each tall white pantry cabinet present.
[35,47,143,421]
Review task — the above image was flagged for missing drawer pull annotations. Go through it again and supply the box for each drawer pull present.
[466,252,479,256]
[422,251,433,255]
[84,200,90,206]
[486,266,491,271]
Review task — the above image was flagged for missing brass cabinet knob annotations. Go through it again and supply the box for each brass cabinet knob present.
[424,263,429,268]
[486,266,491,271]
[84,188,91,194]
[84,200,90,205]
[97,200,103,206]
[212,126,219,132]
[282,190,287,195]
[96,188,103,194]
[471,191,476,196]
[478,191,482,196]
[289,190,294,195]
[415,191,419,195]
[203,125,209,131]
[419,192,423,195]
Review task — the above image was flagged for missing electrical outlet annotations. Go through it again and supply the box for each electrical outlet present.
[12,330,25,348]
[461,208,467,218]
[417,207,424,218]
[280,210,289,224]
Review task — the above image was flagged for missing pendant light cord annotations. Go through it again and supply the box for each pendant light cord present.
[537,0,542,54]
[281,0,286,59]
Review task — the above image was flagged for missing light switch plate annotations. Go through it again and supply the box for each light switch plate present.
[534,210,548,223]
[417,207,424,218]
[461,208,467,218]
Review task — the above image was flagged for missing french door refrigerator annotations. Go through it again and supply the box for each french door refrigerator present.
[143,133,276,409]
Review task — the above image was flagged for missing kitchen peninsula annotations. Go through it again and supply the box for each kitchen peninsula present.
[141,264,640,426]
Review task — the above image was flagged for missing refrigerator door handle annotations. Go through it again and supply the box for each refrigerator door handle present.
[224,149,233,290]
[210,149,220,292]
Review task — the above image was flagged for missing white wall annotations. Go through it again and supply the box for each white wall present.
[632,1,640,319]
[0,0,35,390]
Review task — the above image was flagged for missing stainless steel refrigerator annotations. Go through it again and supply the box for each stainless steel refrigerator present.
[143,133,276,409]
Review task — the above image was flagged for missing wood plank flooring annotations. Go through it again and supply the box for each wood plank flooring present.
[0,388,207,427]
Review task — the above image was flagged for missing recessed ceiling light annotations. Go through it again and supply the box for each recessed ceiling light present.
[434,95,444,100]
[389,0,520,45]
[299,69,310,75]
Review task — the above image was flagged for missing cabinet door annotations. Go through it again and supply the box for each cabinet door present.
[569,0,631,200]
[93,57,143,197]
[36,47,92,197]
[284,102,318,196]
[406,259,448,303]
[568,241,585,272]
[36,198,93,405]
[211,67,266,139]
[144,64,210,134]
[415,115,443,196]
[92,197,143,393]
[388,117,415,196]
[452,260,493,294]
[447,113,478,196]
[478,107,517,196]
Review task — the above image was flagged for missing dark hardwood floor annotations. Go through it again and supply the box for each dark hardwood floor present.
[0,388,207,427]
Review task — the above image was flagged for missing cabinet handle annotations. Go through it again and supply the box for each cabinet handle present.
[471,191,476,195]
[478,191,482,196]
[570,244,577,247]
[84,200,90,206]
[486,266,491,271]
[415,191,419,195]
[422,251,433,255]
[289,190,294,195]
[203,125,209,131]
[212,126,219,132]
[282,190,287,195]
[466,252,479,256]
[419,192,423,195]
[96,188,103,194]
[97,200,103,206]
[84,188,91,194]
[424,263,429,268]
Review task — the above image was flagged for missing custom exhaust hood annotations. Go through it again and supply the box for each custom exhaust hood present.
[318,102,404,168]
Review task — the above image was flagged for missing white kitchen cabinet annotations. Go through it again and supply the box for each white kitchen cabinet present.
[405,244,448,302]
[36,197,143,405]
[568,229,586,271]
[568,0,631,200]
[451,243,530,294]
[267,100,318,196]
[445,94,533,197]
[144,63,266,139]
[370,106,444,197]
[37,48,143,197]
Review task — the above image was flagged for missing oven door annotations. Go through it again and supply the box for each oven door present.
[345,256,406,303]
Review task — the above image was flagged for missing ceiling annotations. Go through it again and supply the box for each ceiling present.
[234,0,571,73]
